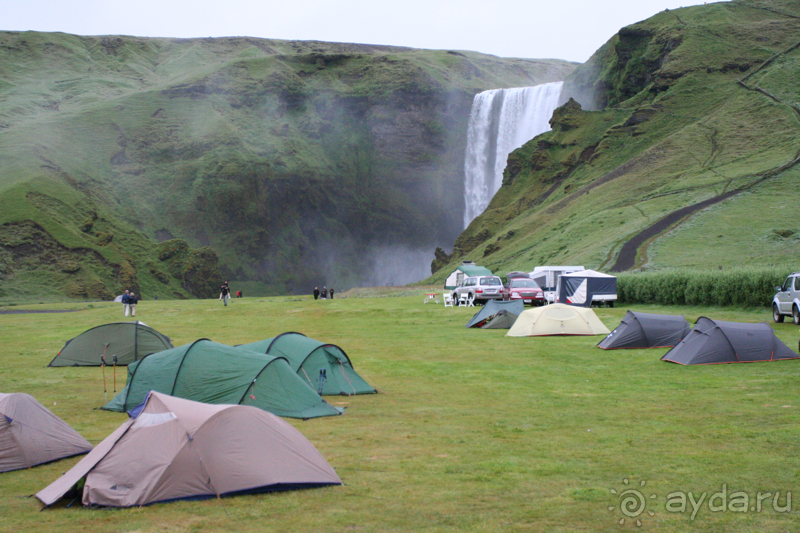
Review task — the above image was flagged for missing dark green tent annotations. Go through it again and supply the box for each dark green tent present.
[50,322,173,367]
[237,332,376,396]
[103,340,344,419]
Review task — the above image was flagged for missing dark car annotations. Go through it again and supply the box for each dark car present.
[505,278,544,305]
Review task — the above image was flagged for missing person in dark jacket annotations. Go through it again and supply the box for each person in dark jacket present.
[219,281,231,306]
[313,287,320,300]
[321,287,327,299]
[121,290,131,317]
[128,292,139,317]
[330,288,335,299]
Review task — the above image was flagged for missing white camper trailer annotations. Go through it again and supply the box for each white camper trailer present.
[529,266,585,303]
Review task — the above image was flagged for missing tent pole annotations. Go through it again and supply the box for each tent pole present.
[101,357,107,404]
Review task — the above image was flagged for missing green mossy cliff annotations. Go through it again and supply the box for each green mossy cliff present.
[0,179,220,302]
[0,33,575,301]
[432,0,800,282]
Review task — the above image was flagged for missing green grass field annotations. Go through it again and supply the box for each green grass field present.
[1,290,799,532]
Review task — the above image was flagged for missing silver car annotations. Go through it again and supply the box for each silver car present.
[452,275,504,305]
[773,272,800,325]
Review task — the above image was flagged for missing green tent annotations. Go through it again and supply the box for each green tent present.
[444,261,494,290]
[50,322,173,367]
[103,339,343,419]
[237,332,377,396]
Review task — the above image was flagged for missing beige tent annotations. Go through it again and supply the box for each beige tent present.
[37,391,341,507]
[0,393,92,473]
[506,303,611,337]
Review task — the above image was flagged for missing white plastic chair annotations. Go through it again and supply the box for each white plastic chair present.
[443,293,453,307]
[467,295,475,307]
[459,294,469,306]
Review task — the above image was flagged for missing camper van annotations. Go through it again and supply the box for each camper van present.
[529,266,585,303]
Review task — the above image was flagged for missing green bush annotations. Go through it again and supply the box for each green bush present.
[618,267,793,308]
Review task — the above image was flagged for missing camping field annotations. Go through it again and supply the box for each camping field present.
[1,290,799,532]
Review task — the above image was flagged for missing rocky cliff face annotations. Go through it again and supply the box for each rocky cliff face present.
[0,32,575,300]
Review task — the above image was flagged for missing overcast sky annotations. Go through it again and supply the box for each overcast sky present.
[4,1,720,63]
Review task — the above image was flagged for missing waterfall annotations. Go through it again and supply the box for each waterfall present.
[462,81,563,228]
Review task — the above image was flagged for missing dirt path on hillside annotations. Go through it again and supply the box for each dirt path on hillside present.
[0,309,82,314]
[609,190,739,272]
[610,43,800,272]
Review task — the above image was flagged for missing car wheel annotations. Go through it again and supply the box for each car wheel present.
[793,305,800,326]
[773,304,785,323]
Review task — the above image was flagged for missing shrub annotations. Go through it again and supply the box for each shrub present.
[617,267,792,308]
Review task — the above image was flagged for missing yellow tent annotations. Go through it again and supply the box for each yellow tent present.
[506,303,610,337]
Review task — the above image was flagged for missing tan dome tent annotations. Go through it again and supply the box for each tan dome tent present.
[36,392,342,508]
[661,317,800,365]
[50,322,173,367]
[0,393,92,473]
[506,303,610,337]
[237,333,376,396]
[597,311,692,349]
[103,340,343,419]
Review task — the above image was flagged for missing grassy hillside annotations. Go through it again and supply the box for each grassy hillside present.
[1,295,799,531]
[430,0,800,283]
[0,32,575,303]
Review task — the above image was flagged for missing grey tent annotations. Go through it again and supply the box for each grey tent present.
[50,322,173,367]
[37,391,342,508]
[0,393,92,473]
[465,300,525,329]
[598,311,692,349]
[661,317,800,365]
[237,333,376,396]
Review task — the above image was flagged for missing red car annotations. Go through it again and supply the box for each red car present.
[505,278,544,305]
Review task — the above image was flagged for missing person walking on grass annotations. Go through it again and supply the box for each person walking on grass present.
[330,288,335,299]
[219,281,231,306]
[128,292,139,317]
[321,286,327,299]
[313,286,320,300]
[121,289,131,317]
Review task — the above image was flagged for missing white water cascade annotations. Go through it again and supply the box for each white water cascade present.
[462,81,564,228]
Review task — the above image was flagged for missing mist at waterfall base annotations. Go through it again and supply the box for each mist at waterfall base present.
[463,82,564,228]
[310,242,435,291]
